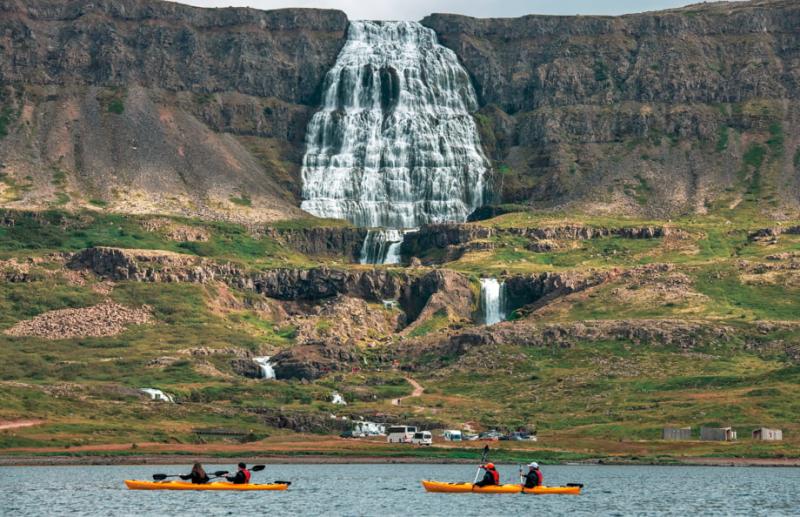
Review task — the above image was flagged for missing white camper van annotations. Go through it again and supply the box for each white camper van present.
[443,430,462,441]
[387,425,417,443]
[411,431,433,446]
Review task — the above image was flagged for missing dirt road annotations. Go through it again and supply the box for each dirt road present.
[391,377,424,406]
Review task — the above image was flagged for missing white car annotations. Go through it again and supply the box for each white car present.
[411,431,433,446]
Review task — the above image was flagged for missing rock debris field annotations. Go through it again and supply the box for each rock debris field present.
[4,301,152,340]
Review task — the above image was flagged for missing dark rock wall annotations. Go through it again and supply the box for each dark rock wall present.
[423,1,800,216]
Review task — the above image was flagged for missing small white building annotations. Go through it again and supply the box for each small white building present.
[752,428,783,441]
[139,388,174,403]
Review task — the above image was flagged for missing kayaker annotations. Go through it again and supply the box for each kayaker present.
[523,462,543,488]
[179,462,210,484]
[474,463,500,487]
[226,463,252,484]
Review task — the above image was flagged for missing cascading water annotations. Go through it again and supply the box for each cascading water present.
[479,278,506,326]
[300,21,489,264]
[253,357,276,380]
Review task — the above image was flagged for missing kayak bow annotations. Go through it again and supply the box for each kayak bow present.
[421,480,581,495]
[124,480,289,491]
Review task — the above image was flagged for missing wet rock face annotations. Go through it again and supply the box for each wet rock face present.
[230,358,262,379]
[259,227,368,260]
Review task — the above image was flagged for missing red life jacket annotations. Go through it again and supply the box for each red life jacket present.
[535,469,543,485]
[242,468,251,484]
[489,468,500,485]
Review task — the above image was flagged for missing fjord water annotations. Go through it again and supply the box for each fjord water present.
[2,464,799,516]
[301,21,489,263]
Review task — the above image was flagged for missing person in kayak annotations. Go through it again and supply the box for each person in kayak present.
[226,463,251,484]
[523,462,543,488]
[179,463,210,484]
[474,463,500,487]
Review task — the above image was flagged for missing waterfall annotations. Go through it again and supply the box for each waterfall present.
[479,278,506,326]
[253,356,276,380]
[301,21,489,263]
[360,229,404,264]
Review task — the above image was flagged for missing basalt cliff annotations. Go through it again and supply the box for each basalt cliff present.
[0,0,799,219]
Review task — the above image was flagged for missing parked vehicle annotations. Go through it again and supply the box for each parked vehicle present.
[340,430,365,439]
[411,431,433,446]
[462,433,479,441]
[387,425,418,443]
[478,430,502,441]
[442,430,462,441]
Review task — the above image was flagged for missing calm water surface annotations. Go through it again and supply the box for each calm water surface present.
[1,464,799,516]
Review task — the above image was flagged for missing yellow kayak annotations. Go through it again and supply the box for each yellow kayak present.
[125,480,290,491]
[421,480,582,495]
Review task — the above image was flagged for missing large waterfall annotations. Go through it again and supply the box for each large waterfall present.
[301,21,489,263]
[479,278,506,326]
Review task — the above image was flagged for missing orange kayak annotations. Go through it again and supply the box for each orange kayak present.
[124,480,289,491]
[421,480,582,495]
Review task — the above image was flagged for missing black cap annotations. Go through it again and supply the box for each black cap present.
[238,462,246,469]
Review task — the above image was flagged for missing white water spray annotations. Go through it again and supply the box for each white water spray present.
[253,356,276,380]
[479,278,506,326]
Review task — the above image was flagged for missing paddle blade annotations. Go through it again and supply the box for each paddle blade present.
[152,474,168,481]
[567,483,584,488]
[251,465,266,472]
[273,480,291,485]
[480,445,490,463]
[212,471,229,477]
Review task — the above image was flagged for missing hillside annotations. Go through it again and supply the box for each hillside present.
[1,208,799,462]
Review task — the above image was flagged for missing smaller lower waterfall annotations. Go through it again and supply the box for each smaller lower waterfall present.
[479,278,506,326]
[360,229,417,265]
[253,357,276,380]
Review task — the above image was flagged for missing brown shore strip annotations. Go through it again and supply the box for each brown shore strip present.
[1,454,799,467]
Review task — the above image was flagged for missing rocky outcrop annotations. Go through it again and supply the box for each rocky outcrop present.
[400,269,475,325]
[3,300,152,339]
[259,227,368,260]
[423,1,800,216]
[397,319,738,369]
[402,222,677,264]
[504,270,613,313]
[271,341,360,380]
[230,358,262,379]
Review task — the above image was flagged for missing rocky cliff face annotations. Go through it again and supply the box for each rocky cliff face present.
[3,0,798,221]
[423,0,800,217]
[0,0,347,221]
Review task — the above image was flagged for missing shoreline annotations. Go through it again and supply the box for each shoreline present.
[1,454,799,468]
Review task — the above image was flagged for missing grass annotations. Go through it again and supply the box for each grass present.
[0,210,320,268]
[716,125,729,152]
[107,98,124,115]
[0,105,14,138]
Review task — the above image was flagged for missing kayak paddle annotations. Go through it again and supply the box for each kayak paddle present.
[153,470,229,481]
[208,464,268,480]
[472,445,490,484]
[153,465,266,481]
